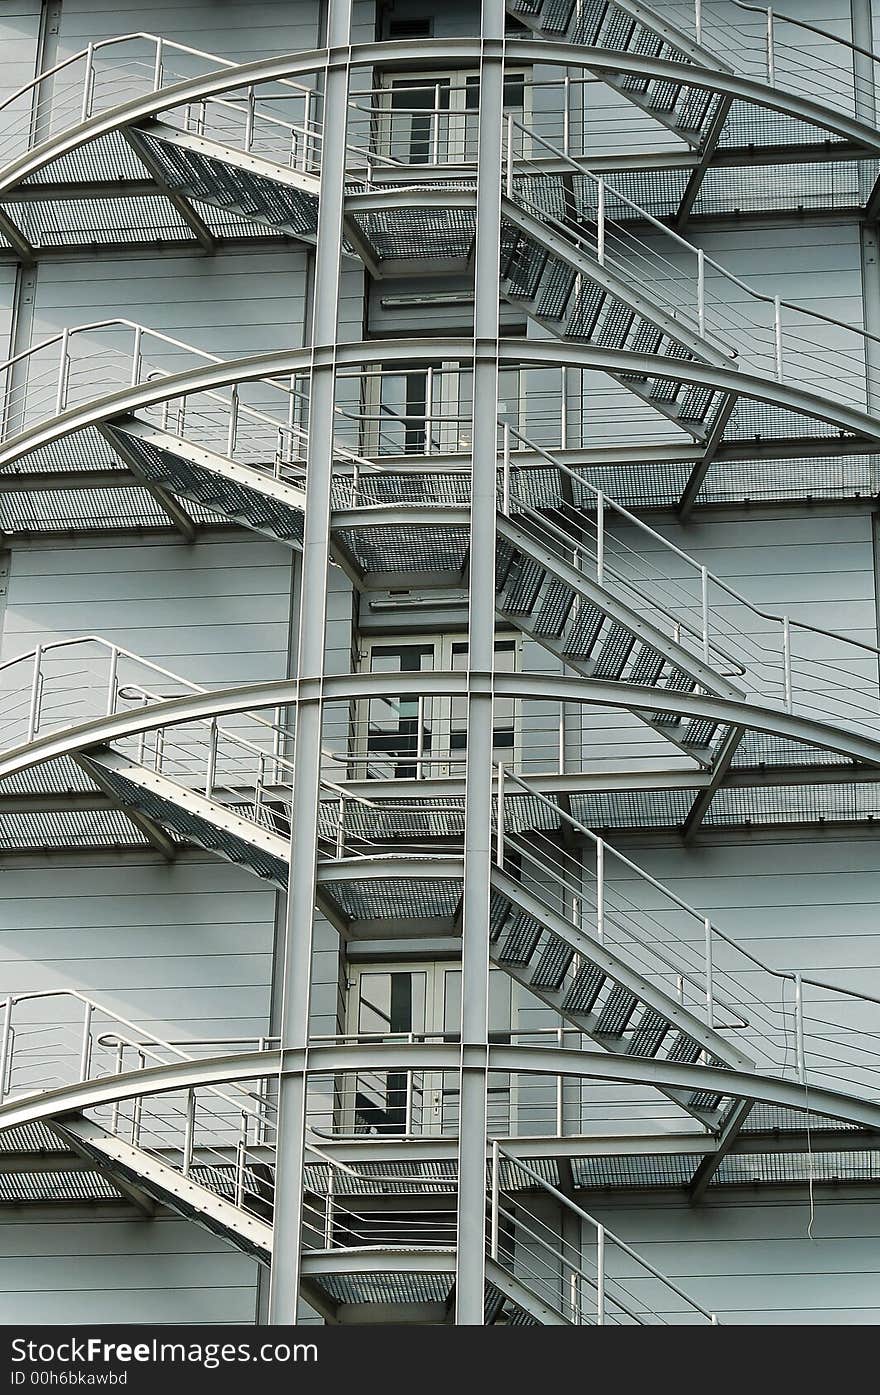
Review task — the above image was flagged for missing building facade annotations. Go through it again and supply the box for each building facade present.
[1,0,880,1326]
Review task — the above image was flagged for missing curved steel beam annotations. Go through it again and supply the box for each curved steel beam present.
[1,39,877,205]
[2,338,878,474]
[3,1041,880,1134]
[1,669,879,789]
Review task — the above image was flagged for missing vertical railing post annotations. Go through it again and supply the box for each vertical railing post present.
[496,762,505,868]
[505,112,514,198]
[324,1164,335,1248]
[431,84,441,165]
[704,918,715,1029]
[597,177,606,266]
[0,997,12,1107]
[405,1037,415,1135]
[226,385,239,459]
[697,248,706,337]
[556,1026,564,1135]
[335,793,345,859]
[79,1001,93,1082]
[774,295,783,380]
[254,753,266,822]
[490,1139,500,1261]
[205,719,218,798]
[235,1113,247,1208]
[767,8,775,85]
[701,566,710,663]
[596,840,605,944]
[416,696,425,780]
[563,73,571,156]
[596,1225,606,1326]
[130,325,142,388]
[245,87,256,153]
[502,421,510,516]
[694,0,702,44]
[782,616,793,712]
[105,645,119,716]
[130,1055,144,1145]
[80,43,95,123]
[55,328,70,416]
[596,491,605,585]
[110,1042,125,1136]
[27,644,43,740]
[152,37,164,92]
[302,89,313,171]
[794,972,807,1083]
[182,1089,196,1176]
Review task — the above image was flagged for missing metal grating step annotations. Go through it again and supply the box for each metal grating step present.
[530,936,575,991]
[626,1007,670,1058]
[536,0,576,33]
[564,282,606,341]
[597,299,636,349]
[666,1033,704,1065]
[628,644,666,687]
[570,0,609,45]
[534,258,577,321]
[620,31,665,93]
[595,984,639,1036]
[502,556,546,615]
[678,87,718,134]
[563,603,605,660]
[679,384,718,423]
[490,892,512,943]
[497,911,544,964]
[592,623,636,679]
[532,578,576,637]
[504,238,547,300]
[562,962,606,1015]
[652,668,697,725]
[682,718,719,748]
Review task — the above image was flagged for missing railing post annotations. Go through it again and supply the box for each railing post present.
[152,37,164,92]
[405,1037,415,1135]
[502,421,511,516]
[80,43,95,123]
[563,74,570,156]
[302,89,313,172]
[794,972,807,1083]
[694,0,702,44]
[182,1089,195,1176]
[505,112,514,198]
[767,8,775,85]
[0,997,12,1107]
[496,762,505,868]
[254,752,266,821]
[774,294,783,380]
[130,1055,144,1146]
[130,325,142,388]
[55,328,70,416]
[78,1001,94,1082]
[26,644,43,741]
[596,840,605,943]
[596,491,605,585]
[597,177,606,266]
[324,1163,335,1248]
[235,1114,247,1208]
[701,566,710,663]
[245,87,256,153]
[110,1042,125,1136]
[596,1225,606,1326]
[226,385,239,458]
[782,615,793,712]
[416,696,425,780]
[490,1139,500,1261]
[556,1026,564,1135]
[697,248,706,337]
[105,645,119,716]
[432,84,441,165]
[704,918,715,1029]
[205,719,218,798]
[335,793,345,860]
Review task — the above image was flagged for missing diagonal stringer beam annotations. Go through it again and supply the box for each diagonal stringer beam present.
[96,421,198,542]
[121,126,218,253]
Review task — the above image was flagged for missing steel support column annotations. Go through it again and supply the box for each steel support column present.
[267,0,352,1325]
[455,0,504,1326]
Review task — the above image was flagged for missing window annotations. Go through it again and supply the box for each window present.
[373,67,530,165]
[357,634,520,780]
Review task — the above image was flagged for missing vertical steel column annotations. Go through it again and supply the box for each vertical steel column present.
[267,0,352,1325]
[455,0,505,1326]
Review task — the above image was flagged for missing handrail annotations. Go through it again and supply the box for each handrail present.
[494,1143,718,1322]
[500,763,880,1012]
[729,0,880,67]
[507,116,880,360]
[505,423,880,664]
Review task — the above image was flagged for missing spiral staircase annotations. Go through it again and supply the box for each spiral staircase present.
[3,0,880,1326]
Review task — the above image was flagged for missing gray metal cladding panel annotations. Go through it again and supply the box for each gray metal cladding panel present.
[318,875,462,921]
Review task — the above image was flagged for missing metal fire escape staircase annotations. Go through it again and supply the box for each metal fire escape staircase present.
[0,990,720,1324]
